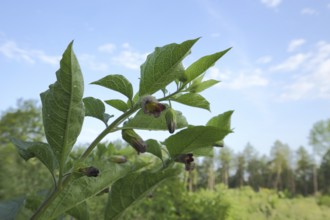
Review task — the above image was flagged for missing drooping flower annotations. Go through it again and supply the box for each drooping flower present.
[78,166,100,177]
[174,153,195,171]
[122,129,147,154]
[141,95,166,118]
[165,108,177,133]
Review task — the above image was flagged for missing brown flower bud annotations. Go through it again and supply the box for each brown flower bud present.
[174,153,195,171]
[78,166,100,177]
[165,108,177,133]
[122,129,147,154]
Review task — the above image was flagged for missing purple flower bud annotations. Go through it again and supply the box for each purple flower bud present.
[141,95,166,118]
[122,129,147,154]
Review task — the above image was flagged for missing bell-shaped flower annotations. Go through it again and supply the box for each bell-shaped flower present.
[141,95,166,118]
[165,108,177,133]
[122,129,147,154]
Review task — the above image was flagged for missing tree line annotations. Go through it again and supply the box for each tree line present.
[1,99,330,200]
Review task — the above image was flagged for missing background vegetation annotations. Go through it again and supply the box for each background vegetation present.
[1,100,330,219]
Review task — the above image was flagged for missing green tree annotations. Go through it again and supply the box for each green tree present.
[309,119,330,195]
[269,140,291,191]
[295,146,313,196]
[218,147,233,187]
[0,99,44,145]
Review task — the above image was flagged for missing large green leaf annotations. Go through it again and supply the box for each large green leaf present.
[105,167,180,220]
[164,126,232,156]
[172,93,210,111]
[11,138,58,180]
[40,41,84,172]
[91,74,133,100]
[123,108,188,130]
[38,160,144,219]
[206,110,234,130]
[105,99,129,112]
[187,79,220,93]
[185,48,231,83]
[67,201,89,220]
[139,38,199,96]
[83,97,112,126]
[146,139,163,161]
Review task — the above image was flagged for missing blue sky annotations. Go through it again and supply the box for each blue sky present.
[1,0,330,156]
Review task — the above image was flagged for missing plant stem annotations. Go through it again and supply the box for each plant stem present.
[79,105,140,160]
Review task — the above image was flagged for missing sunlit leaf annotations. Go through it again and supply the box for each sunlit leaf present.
[11,138,58,181]
[172,93,210,111]
[105,99,129,112]
[84,97,112,126]
[188,79,219,93]
[105,167,180,220]
[185,48,231,83]
[40,41,84,172]
[164,126,232,156]
[139,38,199,96]
[146,139,163,161]
[38,160,146,219]
[91,74,133,100]
[206,110,234,130]
[124,108,188,130]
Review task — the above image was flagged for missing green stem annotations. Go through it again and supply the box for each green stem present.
[31,105,140,219]
[79,105,140,160]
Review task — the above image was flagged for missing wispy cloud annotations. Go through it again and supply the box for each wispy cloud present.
[277,41,330,100]
[260,0,282,8]
[0,40,60,65]
[301,7,318,15]
[111,43,148,70]
[256,55,272,64]
[98,43,116,54]
[270,53,310,72]
[287,38,306,52]
[79,53,109,72]
[207,67,269,89]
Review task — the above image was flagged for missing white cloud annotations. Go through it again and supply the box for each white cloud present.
[79,53,109,72]
[256,55,272,64]
[207,67,269,89]
[112,45,148,70]
[279,41,330,100]
[260,0,282,8]
[98,43,116,53]
[270,53,310,72]
[0,40,60,65]
[287,38,306,52]
[301,8,317,15]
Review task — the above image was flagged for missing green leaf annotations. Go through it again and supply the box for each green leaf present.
[38,160,145,219]
[139,38,199,96]
[83,97,112,125]
[67,201,89,220]
[91,74,133,100]
[206,110,234,130]
[172,93,210,111]
[188,79,219,93]
[105,168,180,220]
[146,139,163,161]
[185,48,231,83]
[0,197,25,220]
[164,126,232,156]
[40,41,84,172]
[11,138,58,180]
[105,99,129,112]
[124,108,188,130]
